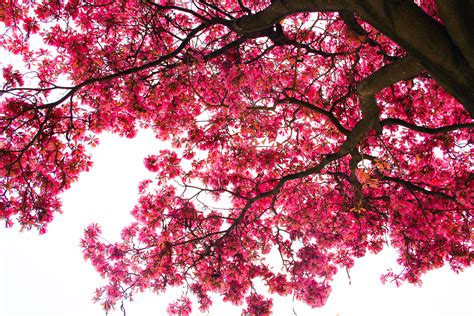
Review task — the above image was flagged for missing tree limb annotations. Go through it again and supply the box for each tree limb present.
[348,0,474,115]
[357,55,423,97]
[381,175,456,202]
[356,55,424,135]
[381,119,474,134]
[435,0,474,68]
[231,0,345,34]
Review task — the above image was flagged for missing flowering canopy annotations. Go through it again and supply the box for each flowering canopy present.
[1,0,473,314]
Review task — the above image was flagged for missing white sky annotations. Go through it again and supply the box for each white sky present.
[0,129,472,316]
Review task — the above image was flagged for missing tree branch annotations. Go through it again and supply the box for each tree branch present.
[381,175,456,202]
[37,23,210,109]
[381,119,474,134]
[435,0,474,68]
[356,55,424,135]
[339,10,380,48]
[348,0,474,115]
[230,0,345,34]
[357,55,423,97]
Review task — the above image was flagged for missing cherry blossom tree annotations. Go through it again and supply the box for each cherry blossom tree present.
[1,1,472,314]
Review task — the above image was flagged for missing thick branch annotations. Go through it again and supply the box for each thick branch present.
[225,1,473,114]
[357,55,423,97]
[356,55,423,135]
[340,11,379,48]
[348,0,474,115]
[381,119,474,134]
[224,1,474,114]
[435,0,474,68]
[231,0,345,34]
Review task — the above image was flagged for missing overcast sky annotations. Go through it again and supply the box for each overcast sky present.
[1,130,472,316]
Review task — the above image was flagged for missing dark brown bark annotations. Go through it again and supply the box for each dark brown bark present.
[357,55,423,97]
[348,0,474,116]
[435,0,474,68]
[233,0,474,117]
[232,0,345,33]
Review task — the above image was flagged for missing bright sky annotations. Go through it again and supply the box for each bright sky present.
[0,130,472,316]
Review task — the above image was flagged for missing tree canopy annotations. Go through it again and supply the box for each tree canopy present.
[1,0,473,314]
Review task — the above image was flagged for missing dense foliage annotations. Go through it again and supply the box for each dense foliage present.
[1,1,472,314]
